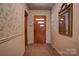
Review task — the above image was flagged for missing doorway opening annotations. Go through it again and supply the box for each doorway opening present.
[34,15,46,44]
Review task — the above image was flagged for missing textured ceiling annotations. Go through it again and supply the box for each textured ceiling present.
[27,3,55,10]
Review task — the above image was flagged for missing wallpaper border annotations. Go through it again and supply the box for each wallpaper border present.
[0,34,24,44]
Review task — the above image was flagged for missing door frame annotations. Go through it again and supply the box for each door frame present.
[24,10,28,45]
[34,15,46,44]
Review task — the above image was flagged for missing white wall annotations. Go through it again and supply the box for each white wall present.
[74,4,79,55]
[51,3,79,55]
[27,10,51,44]
[0,3,28,56]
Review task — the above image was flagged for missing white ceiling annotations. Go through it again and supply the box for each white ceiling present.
[27,3,55,10]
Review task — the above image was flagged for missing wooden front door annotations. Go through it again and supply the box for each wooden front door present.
[34,16,46,44]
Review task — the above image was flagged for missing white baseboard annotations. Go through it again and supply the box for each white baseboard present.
[51,44,64,56]
[20,49,25,56]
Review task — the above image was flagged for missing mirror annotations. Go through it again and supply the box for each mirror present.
[59,3,73,37]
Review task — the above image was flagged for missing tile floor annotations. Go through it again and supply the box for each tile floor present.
[23,44,60,56]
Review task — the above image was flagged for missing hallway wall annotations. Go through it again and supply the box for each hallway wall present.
[0,3,28,55]
[27,10,51,44]
[51,3,79,55]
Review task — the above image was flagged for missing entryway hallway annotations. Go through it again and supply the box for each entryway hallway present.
[24,44,60,56]
[0,3,79,56]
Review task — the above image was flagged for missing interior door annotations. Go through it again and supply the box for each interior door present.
[34,16,46,44]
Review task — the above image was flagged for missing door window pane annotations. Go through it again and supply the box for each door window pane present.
[40,25,44,27]
[38,22,44,24]
[36,18,44,21]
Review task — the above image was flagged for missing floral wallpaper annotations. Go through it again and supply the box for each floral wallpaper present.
[0,4,25,40]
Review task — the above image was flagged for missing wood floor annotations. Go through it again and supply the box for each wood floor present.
[23,44,60,56]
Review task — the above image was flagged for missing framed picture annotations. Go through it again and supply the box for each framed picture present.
[59,3,73,37]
